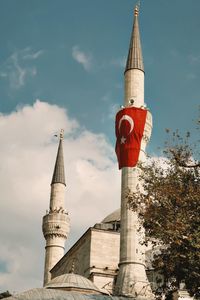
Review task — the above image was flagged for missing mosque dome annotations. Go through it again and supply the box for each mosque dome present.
[7,288,128,300]
[101,209,120,224]
[46,273,105,294]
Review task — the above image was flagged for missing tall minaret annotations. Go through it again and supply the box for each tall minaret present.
[115,5,154,299]
[42,130,70,286]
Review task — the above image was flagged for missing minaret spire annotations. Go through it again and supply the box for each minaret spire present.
[125,4,144,74]
[51,129,66,186]
[42,130,70,286]
[124,4,145,108]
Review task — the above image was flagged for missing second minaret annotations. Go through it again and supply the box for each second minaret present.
[42,130,70,286]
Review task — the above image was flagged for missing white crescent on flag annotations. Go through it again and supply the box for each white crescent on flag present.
[118,114,134,135]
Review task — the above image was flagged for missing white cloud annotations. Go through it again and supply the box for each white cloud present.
[101,102,119,124]
[101,93,111,103]
[170,49,179,57]
[108,103,119,119]
[23,49,44,60]
[188,54,200,64]
[0,100,120,292]
[0,72,8,78]
[72,46,92,71]
[147,156,169,169]
[10,52,27,88]
[111,56,126,68]
[186,73,197,80]
[0,48,43,89]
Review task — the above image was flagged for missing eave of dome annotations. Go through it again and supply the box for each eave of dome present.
[102,209,120,224]
[8,288,134,300]
[46,274,104,294]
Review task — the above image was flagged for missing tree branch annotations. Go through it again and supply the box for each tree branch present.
[169,149,200,168]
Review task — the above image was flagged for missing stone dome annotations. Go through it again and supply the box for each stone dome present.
[102,209,120,223]
[7,288,130,300]
[46,273,104,294]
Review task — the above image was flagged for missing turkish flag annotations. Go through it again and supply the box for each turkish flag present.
[115,107,147,169]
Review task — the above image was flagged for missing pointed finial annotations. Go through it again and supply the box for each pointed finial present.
[60,129,64,140]
[135,0,141,16]
[134,5,139,16]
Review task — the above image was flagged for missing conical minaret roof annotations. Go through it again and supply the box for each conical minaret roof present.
[125,5,144,73]
[51,130,66,186]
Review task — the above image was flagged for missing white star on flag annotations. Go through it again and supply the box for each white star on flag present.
[120,136,126,144]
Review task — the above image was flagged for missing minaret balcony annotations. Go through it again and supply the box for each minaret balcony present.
[42,212,70,239]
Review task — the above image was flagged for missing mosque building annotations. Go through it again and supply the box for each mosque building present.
[7,5,191,300]
[43,5,156,297]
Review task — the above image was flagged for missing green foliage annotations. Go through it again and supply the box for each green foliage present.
[129,125,200,296]
[0,291,12,299]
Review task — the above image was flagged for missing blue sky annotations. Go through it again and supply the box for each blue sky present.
[0,0,199,292]
[1,0,199,153]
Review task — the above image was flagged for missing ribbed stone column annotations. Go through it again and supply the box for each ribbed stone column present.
[115,114,153,298]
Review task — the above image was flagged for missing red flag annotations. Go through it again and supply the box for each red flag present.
[115,107,147,169]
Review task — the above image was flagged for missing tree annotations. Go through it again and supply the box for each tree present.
[0,291,12,299]
[128,124,200,297]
